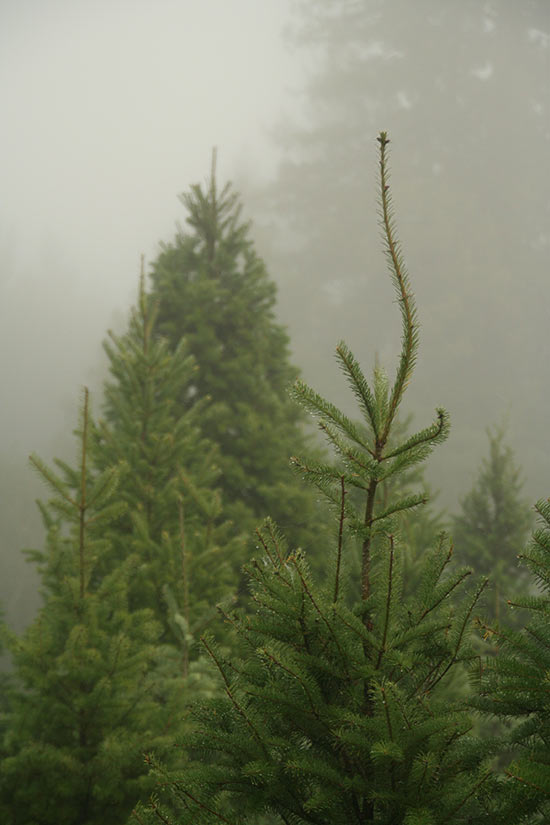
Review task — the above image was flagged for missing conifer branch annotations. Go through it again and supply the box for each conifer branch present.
[170,785,237,824]
[260,648,322,721]
[178,497,190,678]
[446,771,493,819]
[371,493,427,524]
[377,132,418,440]
[504,769,550,796]
[380,685,397,793]
[201,635,267,754]
[335,341,380,439]
[383,409,449,460]
[376,535,395,670]
[150,800,172,825]
[291,380,373,452]
[424,577,488,694]
[289,558,350,673]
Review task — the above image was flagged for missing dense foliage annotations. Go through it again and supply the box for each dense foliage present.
[473,498,550,823]
[149,153,330,563]
[0,392,167,825]
[92,266,240,643]
[3,126,550,824]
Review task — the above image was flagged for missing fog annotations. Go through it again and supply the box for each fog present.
[1,0,297,628]
[2,0,549,630]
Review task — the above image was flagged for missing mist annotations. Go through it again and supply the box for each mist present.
[1,0,296,629]
[2,0,549,632]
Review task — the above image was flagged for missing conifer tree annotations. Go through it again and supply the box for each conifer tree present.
[149,151,329,561]
[133,134,494,825]
[0,390,167,825]
[92,266,240,648]
[452,426,532,624]
[473,498,550,824]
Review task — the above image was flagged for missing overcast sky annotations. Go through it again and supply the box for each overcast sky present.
[1,1,305,627]
[1,0,298,454]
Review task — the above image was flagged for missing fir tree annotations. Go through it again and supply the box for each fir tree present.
[0,390,167,825]
[133,134,494,825]
[452,426,532,624]
[473,497,550,824]
[149,151,329,562]
[92,265,240,647]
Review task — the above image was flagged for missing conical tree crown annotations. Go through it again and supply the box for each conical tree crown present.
[1,390,166,825]
[92,270,240,642]
[150,153,330,560]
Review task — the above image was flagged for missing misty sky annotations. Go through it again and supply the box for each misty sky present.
[1,0,297,455]
[1,0,301,628]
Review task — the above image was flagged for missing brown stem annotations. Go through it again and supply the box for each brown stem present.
[333,475,346,603]
[361,477,378,612]
[377,132,417,440]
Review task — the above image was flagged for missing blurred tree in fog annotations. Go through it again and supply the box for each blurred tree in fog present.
[473,496,550,824]
[452,425,532,624]
[250,0,550,507]
[0,392,167,825]
[149,152,331,568]
[92,268,240,643]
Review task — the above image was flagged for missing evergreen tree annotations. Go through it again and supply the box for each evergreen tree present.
[133,134,494,825]
[374,413,448,603]
[92,266,240,647]
[452,426,532,624]
[250,0,550,510]
[149,151,329,562]
[0,390,167,825]
[473,497,550,824]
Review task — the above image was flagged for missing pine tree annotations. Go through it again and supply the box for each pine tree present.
[149,151,330,563]
[92,266,240,648]
[0,390,167,825]
[473,497,550,824]
[452,426,532,625]
[133,134,494,825]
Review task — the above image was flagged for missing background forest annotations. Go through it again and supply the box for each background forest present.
[1,1,550,823]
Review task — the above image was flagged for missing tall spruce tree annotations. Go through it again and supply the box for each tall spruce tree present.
[0,391,167,825]
[149,151,329,562]
[133,134,494,825]
[92,267,241,648]
[452,426,532,624]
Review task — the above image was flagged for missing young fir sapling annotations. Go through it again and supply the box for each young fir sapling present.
[132,133,494,825]
[0,391,167,825]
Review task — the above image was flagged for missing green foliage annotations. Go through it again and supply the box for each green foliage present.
[133,134,492,825]
[135,523,492,825]
[452,426,532,624]
[472,497,550,823]
[0,391,167,825]
[92,268,241,644]
[149,151,330,565]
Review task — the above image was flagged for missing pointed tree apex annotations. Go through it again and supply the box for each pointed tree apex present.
[211,146,218,181]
